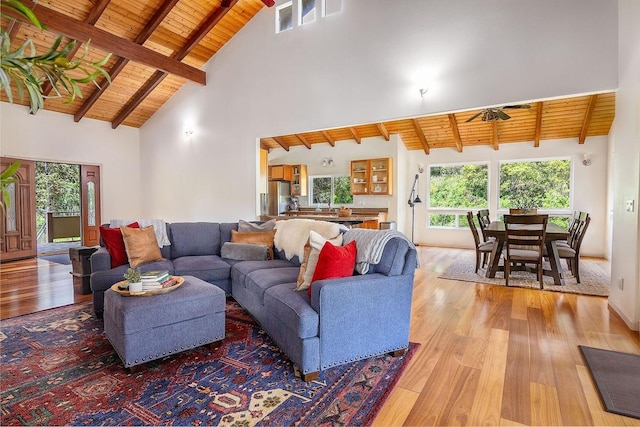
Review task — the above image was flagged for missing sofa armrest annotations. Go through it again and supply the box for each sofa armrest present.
[310,272,414,370]
[90,247,112,273]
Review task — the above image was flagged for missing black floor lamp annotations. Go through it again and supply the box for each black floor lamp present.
[408,173,422,244]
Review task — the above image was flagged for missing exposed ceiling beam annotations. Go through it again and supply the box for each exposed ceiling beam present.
[111,0,238,128]
[448,114,463,152]
[41,0,112,97]
[376,123,390,141]
[7,20,21,40]
[13,1,206,85]
[534,102,543,147]
[412,119,430,155]
[295,134,311,149]
[348,127,361,144]
[112,71,166,128]
[579,94,598,144]
[75,0,180,122]
[322,131,335,147]
[492,122,499,150]
[259,139,271,151]
[273,136,290,152]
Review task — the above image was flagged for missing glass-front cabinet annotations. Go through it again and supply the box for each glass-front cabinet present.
[350,158,392,195]
[369,158,391,195]
[291,164,307,197]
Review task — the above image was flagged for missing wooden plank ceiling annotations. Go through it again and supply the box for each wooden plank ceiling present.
[1,0,271,128]
[260,92,616,153]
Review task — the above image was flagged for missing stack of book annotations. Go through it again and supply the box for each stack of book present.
[141,270,177,291]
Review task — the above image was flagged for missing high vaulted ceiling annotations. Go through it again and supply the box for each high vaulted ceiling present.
[1,0,271,128]
[2,2,616,151]
[260,92,616,153]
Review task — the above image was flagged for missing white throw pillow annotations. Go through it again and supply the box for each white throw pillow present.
[296,230,343,291]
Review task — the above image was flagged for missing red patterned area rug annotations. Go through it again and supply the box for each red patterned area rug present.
[1,300,417,426]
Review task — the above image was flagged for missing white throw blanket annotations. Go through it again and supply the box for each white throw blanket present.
[109,219,171,247]
[342,229,417,274]
[274,219,346,261]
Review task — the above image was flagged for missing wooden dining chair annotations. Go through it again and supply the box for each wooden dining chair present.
[476,209,492,242]
[467,212,494,273]
[557,214,590,283]
[558,210,582,248]
[503,214,548,289]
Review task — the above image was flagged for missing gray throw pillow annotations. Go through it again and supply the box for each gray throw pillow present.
[221,242,270,261]
[238,219,276,232]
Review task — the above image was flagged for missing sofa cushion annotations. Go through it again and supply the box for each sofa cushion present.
[370,238,410,276]
[220,223,238,246]
[309,240,356,296]
[221,242,270,261]
[170,222,221,258]
[231,259,297,289]
[296,230,343,291]
[264,283,319,339]
[238,219,276,232]
[100,222,139,268]
[244,267,301,306]
[231,230,276,259]
[173,255,231,282]
[121,225,163,268]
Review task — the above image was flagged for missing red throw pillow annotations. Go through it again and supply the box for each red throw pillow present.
[309,240,357,297]
[100,222,139,268]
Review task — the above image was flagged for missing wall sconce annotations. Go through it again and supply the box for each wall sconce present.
[417,163,425,174]
[419,88,428,98]
[582,153,592,166]
[321,157,334,167]
[185,129,194,137]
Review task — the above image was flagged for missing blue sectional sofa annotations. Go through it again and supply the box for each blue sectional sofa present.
[90,221,417,381]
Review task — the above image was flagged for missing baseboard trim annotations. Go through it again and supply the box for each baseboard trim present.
[608,300,639,332]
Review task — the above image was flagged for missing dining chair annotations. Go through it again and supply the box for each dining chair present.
[503,214,548,289]
[467,212,494,273]
[558,210,582,248]
[557,214,590,283]
[476,209,492,242]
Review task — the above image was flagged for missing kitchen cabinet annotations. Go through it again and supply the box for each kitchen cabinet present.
[290,164,307,197]
[350,158,392,195]
[268,164,292,181]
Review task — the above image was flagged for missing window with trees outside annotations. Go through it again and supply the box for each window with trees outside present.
[499,159,571,227]
[428,163,489,228]
[309,175,353,207]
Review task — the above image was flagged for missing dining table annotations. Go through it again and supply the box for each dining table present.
[484,221,569,285]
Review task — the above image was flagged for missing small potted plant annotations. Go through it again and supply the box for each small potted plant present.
[123,267,142,293]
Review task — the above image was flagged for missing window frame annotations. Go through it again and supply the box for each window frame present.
[427,161,490,229]
[497,157,573,216]
[298,0,316,25]
[308,174,353,206]
[275,1,293,33]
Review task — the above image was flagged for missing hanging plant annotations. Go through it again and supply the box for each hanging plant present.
[0,0,112,114]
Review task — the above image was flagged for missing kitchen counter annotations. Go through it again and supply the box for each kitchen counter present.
[260,214,383,229]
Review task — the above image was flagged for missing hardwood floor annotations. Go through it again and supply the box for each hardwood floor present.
[0,258,91,320]
[1,248,638,426]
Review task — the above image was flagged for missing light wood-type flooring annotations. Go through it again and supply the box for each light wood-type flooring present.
[1,247,639,426]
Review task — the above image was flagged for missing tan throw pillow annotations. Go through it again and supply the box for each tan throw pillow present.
[121,225,163,268]
[231,229,276,259]
[296,230,343,291]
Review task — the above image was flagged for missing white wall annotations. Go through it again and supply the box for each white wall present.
[140,0,618,223]
[608,0,640,331]
[0,103,142,222]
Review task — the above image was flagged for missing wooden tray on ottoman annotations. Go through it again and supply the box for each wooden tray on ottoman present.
[110,276,184,297]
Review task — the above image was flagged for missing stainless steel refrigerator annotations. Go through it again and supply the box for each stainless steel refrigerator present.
[267,181,291,215]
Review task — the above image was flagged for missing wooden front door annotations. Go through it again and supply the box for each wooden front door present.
[81,165,101,247]
[1,158,36,262]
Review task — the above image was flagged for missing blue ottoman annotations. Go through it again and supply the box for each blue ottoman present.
[104,275,225,370]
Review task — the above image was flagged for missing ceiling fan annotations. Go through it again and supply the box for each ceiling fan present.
[465,104,531,122]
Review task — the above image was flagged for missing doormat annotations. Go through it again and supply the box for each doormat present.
[0,301,416,426]
[579,345,640,419]
[438,250,610,296]
[37,253,72,265]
